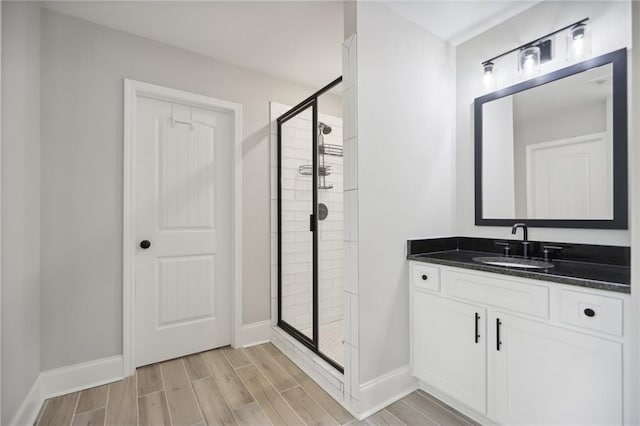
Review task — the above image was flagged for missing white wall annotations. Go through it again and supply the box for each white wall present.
[355,2,456,384]
[1,3,41,424]
[38,8,341,370]
[482,96,515,218]
[456,1,632,245]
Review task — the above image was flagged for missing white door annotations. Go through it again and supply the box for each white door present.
[489,312,622,425]
[526,132,612,219]
[134,96,232,367]
[413,292,487,414]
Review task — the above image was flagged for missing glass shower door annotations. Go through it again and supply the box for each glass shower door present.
[278,102,315,345]
[277,77,344,372]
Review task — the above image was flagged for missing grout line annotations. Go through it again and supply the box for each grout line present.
[245,346,299,391]
[157,362,175,426]
[380,404,406,425]
[103,380,111,426]
[199,350,215,377]
[277,385,309,426]
[229,349,287,425]
[380,408,405,426]
[181,357,206,425]
[136,389,164,398]
[189,374,214,384]
[230,399,259,412]
[284,381,338,426]
[278,383,302,394]
[400,398,440,425]
[416,390,474,425]
[206,348,247,415]
[273,349,349,425]
[134,371,140,426]
[240,346,310,426]
[229,410,241,424]
[69,391,81,426]
[184,353,213,382]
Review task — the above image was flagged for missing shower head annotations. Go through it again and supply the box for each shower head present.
[318,122,332,135]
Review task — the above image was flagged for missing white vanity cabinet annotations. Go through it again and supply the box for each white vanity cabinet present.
[413,291,487,414]
[409,261,630,425]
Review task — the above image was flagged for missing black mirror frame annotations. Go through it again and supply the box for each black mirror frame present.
[474,48,628,229]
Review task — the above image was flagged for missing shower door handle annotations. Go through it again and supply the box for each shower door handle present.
[309,214,315,232]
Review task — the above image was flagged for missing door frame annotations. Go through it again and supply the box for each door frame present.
[122,79,243,375]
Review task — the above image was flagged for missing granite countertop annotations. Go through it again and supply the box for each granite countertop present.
[407,238,630,294]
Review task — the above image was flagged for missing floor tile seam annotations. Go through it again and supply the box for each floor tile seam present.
[180,357,207,426]
[158,360,175,426]
[232,352,304,425]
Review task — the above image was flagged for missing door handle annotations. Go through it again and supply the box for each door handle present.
[475,312,480,344]
[496,318,502,351]
[140,240,151,249]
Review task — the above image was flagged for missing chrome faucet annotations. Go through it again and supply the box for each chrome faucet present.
[511,223,531,258]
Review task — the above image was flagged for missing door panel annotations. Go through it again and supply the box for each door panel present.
[413,291,487,414]
[157,255,215,326]
[526,133,611,219]
[489,312,622,425]
[159,121,215,229]
[135,96,231,367]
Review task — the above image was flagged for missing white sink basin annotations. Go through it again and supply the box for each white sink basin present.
[472,256,554,269]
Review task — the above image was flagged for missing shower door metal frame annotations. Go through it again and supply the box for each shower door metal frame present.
[276,76,343,373]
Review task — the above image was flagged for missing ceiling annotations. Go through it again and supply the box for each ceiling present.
[41,1,542,89]
[382,1,542,46]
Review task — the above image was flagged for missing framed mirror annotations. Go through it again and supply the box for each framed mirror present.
[474,48,627,229]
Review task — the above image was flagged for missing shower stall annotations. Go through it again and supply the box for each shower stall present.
[276,77,344,371]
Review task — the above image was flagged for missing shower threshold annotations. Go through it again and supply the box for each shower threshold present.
[302,319,344,367]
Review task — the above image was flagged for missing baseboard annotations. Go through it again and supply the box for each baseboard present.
[235,320,272,348]
[9,375,42,426]
[357,364,418,420]
[40,355,124,399]
[10,355,124,426]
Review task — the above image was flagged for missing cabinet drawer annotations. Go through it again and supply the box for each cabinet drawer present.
[410,263,440,292]
[442,270,549,318]
[559,290,623,337]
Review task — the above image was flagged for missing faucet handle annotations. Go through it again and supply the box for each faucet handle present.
[542,245,563,261]
[495,241,511,257]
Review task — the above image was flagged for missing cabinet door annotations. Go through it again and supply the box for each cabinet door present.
[413,291,486,414]
[489,313,622,425]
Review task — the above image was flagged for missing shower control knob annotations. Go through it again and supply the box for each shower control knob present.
[140,240,151,249]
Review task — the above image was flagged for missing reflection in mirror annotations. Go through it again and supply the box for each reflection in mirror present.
[482,63,613,220]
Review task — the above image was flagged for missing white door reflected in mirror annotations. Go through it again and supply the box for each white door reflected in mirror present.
[481,63,613,220]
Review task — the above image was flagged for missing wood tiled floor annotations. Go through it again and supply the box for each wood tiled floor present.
[35,343,475,426]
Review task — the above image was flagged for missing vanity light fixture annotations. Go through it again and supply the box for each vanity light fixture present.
[567,21,592,62]
[482,61,497,90]
[480,18,589,80]
[519,45,541,76]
